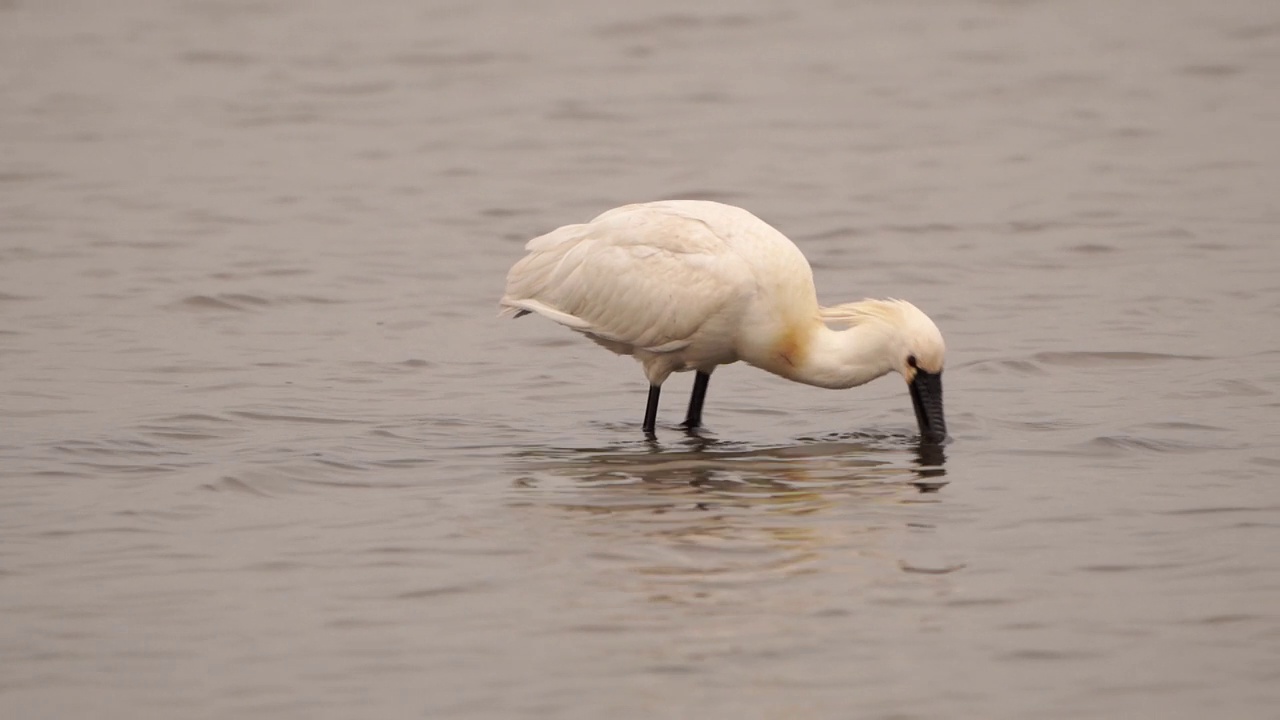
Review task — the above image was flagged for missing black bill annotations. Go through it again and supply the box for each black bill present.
[908,370,947,444]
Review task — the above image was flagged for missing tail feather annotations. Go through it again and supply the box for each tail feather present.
[497,303,532,319]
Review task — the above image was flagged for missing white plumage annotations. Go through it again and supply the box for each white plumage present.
[500,200,948,440]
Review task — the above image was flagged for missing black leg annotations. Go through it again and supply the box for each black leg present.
[682,371,711,430]
[643,385,661,436]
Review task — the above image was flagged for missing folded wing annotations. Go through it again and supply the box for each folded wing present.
[500,204,754,355]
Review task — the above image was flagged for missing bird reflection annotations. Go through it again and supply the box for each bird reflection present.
[509,434,949,599]
[512,432,947,507]
[912,440,948,490]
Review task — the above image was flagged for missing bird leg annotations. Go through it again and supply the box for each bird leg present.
[682,371,711,430]
[643,385,661,436]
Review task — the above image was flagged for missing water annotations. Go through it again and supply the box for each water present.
[3,0,1279,717]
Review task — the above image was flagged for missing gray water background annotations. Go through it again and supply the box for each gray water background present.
[2,0,1279,718]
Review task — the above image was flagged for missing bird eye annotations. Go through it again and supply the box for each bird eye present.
[907,355,918,369]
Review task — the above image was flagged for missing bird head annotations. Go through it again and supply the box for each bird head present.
[893,302,947,445]
[820,299,948,444]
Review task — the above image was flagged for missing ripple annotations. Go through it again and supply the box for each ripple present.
[594,12,767,37]
[797,225,865,242]
[1229,21,1280,40]
[1082,435,1223,454]
[169,293,343,312]
[988,418,1091,433]
[960,358,1048,375]
[147,413,233,424]
[208,267,312,280]
[388,50,519,67]
[898,560,967,575]
[299,81,395,96]
[1180,64,1243,77]
[1079,562,1188,573]
[1171,379,1271,398]
[883,222,960,235]
[547,101,626,122]
[1158,505,1279,517]
[998,648,1101,661]
[51,438,168,457]
[178,50,257,66]
[38,525,160,538]
[201,476,271,496]
[228,411,366,425]
[1134,421,1230,432]
[1033,351,1213,367]
[396,581,493,600]
[1195,613,1261,625]
[171,294,266,312]
[1068,243,1117,254]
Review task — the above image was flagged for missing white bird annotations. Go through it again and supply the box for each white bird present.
[499,200,947,441]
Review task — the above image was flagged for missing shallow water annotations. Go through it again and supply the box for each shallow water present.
[3,0,1280,718]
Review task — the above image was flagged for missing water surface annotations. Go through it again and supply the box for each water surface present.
[2,1,1279,718]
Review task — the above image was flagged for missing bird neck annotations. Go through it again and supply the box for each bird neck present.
[787,321,898,390]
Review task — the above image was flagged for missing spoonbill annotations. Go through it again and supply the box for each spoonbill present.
[499,200,947,442]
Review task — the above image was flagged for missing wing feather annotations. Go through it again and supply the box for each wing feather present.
[500,205,754,354]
